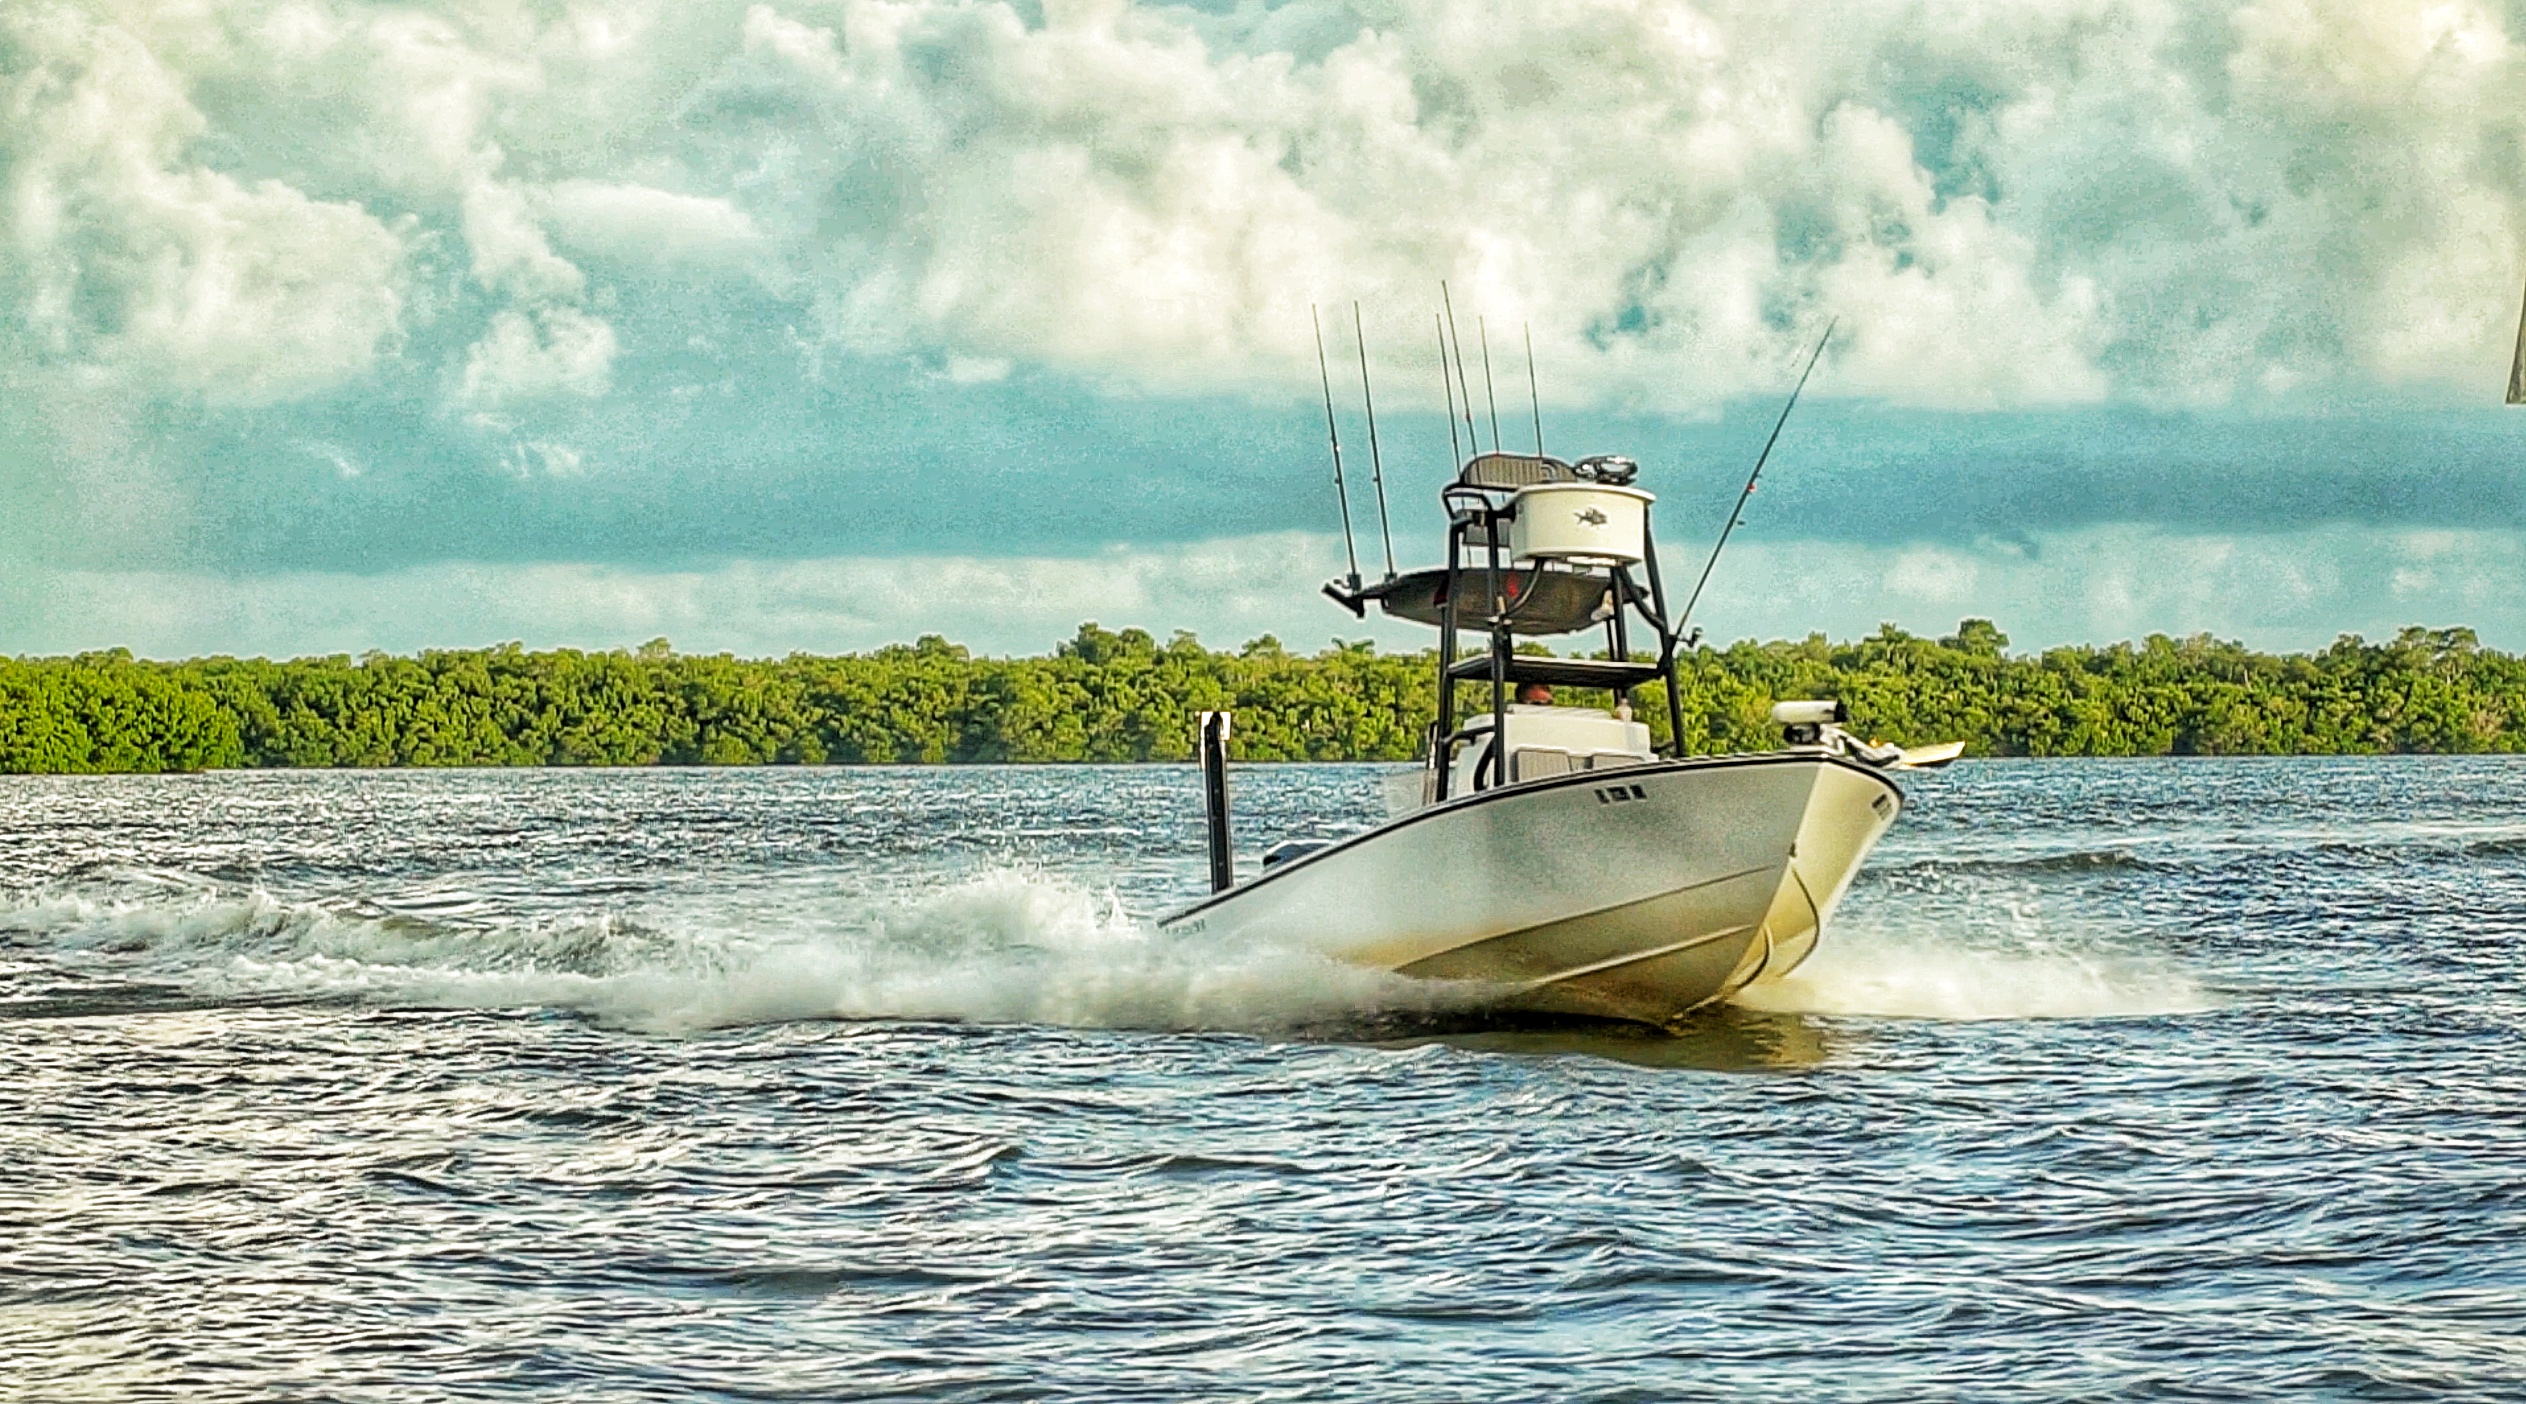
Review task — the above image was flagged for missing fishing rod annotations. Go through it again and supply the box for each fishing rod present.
[1524,323,1543,455]
[1312,304,1362,589]
[1437,313,1463,468]
[1353,302,1396,579]
[1478,316,1502,452]
[1440,282,1480,459]
[1674,318,1837,637]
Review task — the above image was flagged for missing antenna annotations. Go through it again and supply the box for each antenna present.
[1436,313,1463,468]
[1312,304,1362,588]
[1440,281,1480,460]
[1524,323,1543,455]
[1353,302,1396,579]
[1676,318,1837,634]
[1478,316,1502,452]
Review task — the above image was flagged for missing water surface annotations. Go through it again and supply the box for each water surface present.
[3,759,2520,1399]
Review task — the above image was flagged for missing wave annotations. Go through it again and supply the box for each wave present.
[1875,847,2164,878]
[2311,831,2526,862]
[1873,822,2526,882]
[5,856,2221,1035]
[0,871,1475,1036]
[1731,917,2220,1021]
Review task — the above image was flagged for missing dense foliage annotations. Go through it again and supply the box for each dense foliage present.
[2,621,2520,774]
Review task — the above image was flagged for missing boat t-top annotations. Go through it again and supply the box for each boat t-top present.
[1158,313,1949,1026]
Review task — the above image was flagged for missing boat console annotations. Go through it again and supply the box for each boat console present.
[1437,707,1655,804]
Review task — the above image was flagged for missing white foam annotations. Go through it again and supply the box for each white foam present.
[1731,917,2219,1021]
[2,871,1468,1036]
[9,867,2221,1032]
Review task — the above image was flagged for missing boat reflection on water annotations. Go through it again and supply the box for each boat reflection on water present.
[1346,1008,1835,1072]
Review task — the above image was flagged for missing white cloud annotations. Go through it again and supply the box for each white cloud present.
[460,177,586,301]
[492,438,588,479]
[1690,524,2526,647]
[458,306,618,406]
[941,355,1013,384]
[0,5,409,404]
[13,0,2526,417]
[1,532,1355,659]
[693,0,2526,406]
[540,181,765,270]
[8,0,2526,661]
[1884,546,1983,606]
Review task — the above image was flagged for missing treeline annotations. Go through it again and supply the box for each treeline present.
[0,621,2518,775]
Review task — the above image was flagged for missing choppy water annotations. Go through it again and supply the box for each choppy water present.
[2,759,2520,1400]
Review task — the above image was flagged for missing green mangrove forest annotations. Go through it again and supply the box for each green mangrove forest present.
[0,621,2518,774]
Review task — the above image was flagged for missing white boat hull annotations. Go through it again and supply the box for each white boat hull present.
[1159,751,1901,1027]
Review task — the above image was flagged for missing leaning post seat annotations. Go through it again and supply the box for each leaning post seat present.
[1457,452,1580,489]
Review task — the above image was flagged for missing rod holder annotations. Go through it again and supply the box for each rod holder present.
[1198,711,1234,893]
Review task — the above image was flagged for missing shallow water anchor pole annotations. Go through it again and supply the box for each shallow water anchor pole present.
[1199,711,1234,893]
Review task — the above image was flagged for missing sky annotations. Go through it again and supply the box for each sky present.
[5,0,2526,660]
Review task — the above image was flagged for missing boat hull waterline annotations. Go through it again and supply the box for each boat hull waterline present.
[1161,751,1902,1028]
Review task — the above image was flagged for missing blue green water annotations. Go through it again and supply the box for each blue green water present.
[3,759,2519,1399]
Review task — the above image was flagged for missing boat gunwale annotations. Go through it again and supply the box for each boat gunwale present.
[1159,747,1903,927]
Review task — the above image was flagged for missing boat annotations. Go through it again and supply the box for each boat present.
[1158,437,1945,1029]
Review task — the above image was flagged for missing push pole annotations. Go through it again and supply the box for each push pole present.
[1199,711,1234,892]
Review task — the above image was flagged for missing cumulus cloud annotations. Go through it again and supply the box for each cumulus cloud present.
[7,0,2526,656]
[460,177,587,302]
[682,0,2526,405]
[9,0,2525,415]
[0,5,409,404]
[539,181,765,270]
[459,305,619,406]
[709,0,2120,402]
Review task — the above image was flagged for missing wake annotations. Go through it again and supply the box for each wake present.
[0,871,1470,1035]
[5,866,2218,1035]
